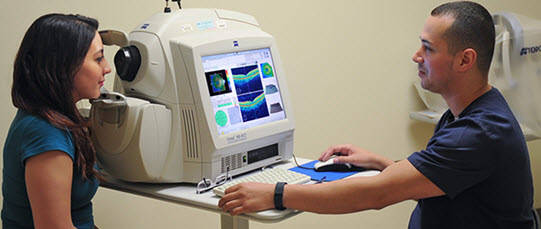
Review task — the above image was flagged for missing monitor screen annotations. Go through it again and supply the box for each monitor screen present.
[202,48,286,135]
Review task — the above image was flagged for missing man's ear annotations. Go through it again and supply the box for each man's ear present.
[455,48,477,72]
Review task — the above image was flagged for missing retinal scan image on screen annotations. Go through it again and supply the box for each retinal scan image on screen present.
[202,48,286,135]
[205,69,231,96]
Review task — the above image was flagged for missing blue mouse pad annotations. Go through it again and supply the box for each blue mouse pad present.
[289,160,359,182]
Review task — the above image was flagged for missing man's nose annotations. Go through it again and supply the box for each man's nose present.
[412,50,423,63]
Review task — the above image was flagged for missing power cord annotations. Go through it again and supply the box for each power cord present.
[292,154,316,170]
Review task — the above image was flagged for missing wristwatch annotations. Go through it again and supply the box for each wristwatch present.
[274,182,287,210]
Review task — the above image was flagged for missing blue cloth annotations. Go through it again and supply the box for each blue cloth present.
[289,160,361,181]
[2,110,99,229]
[407,88,534,229]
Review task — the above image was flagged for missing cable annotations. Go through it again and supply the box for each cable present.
[293,155,331,183]
[164,0,171,13]
[292,154,316,170]
[172,0,181,9]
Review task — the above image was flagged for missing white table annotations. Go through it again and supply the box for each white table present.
[99,158,380,229]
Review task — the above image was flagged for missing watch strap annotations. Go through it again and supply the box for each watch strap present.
[274,182,287,210]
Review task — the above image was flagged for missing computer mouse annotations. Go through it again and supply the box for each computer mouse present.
[314,159,366,172]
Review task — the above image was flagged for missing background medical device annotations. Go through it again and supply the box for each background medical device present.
[91,9,295,183]
[491,12,541,137]
[412,12,541,138]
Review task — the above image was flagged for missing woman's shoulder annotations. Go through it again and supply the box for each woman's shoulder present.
[12,110,72,147]
[15,110,64,133]
[11,110,75,159]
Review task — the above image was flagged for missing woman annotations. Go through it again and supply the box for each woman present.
[2,13,111,228]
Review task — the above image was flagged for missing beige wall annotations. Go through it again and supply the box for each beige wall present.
[1,0,540,228]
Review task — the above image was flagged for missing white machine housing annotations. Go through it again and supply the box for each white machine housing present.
[491,12,541,137]
[91,9,295,183]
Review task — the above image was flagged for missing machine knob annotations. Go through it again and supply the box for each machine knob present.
[114,46,141,82]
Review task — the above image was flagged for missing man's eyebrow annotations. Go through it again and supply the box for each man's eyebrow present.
[420,36,432,45]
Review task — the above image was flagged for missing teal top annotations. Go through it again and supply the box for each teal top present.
[2,110,99,228]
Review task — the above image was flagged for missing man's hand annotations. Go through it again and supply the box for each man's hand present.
[218,182,275,215]
[319,144,395,171]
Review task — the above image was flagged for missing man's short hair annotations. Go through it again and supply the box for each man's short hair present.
[431,1,495,76]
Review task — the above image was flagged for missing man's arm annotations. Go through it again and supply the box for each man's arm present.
[284,159,444,213]
[219,159,444,215]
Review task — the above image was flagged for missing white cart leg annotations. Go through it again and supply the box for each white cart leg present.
[220,214,249,229]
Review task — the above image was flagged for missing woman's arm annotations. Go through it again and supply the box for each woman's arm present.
[25,150,77,229]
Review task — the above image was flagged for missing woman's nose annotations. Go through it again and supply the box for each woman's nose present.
[103,58,112,75]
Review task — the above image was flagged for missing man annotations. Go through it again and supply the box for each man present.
[218,1,535,228]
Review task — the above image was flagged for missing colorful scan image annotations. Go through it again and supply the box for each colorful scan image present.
[238,92,269,122]
[205,69,231,96]
[232,65,262,95]
[260,62,274,78]
[211,74,226,92]
[215,110,228,127]
[265,84,278,94]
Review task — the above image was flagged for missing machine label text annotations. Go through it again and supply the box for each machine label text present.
[227,133,247,144]
[520,45,541,56]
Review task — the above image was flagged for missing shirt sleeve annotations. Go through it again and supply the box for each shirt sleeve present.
[20,118,75,165]
[408,117,496,198]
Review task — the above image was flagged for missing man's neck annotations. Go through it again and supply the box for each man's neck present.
[442,83,492,117]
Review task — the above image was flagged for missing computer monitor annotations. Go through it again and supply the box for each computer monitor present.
[91,9,295,183]
[202,48,287,136]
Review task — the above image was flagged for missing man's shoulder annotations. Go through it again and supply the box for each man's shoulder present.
[461,98,523,142]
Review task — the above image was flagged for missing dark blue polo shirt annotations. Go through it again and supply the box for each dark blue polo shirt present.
[408,88,534,229]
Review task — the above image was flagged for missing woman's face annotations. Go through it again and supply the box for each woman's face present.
[73,31,111,102]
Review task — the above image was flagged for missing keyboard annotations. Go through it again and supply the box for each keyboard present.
[212,168,311,196]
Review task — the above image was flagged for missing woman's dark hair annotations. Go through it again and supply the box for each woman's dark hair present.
[12,13,100,180]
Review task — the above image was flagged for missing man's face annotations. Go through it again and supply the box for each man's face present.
[412,15,456,94]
